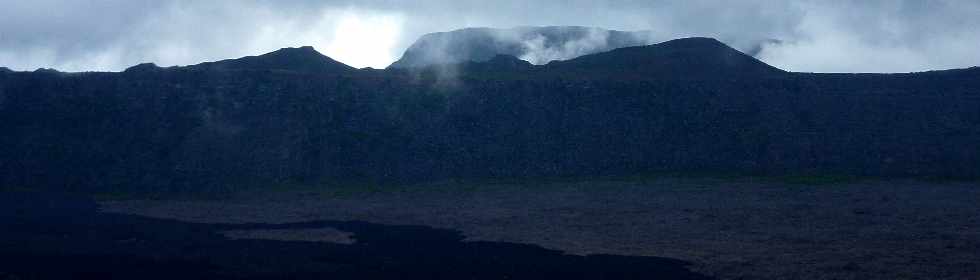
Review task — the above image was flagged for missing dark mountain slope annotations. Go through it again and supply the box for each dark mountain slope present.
[465,55,534,71]
[546,37,785,79]
[389,26,654,69]
[2,38,979,194]
[124,63,163,72]
[185,46,355,73]
[398,55,536,80]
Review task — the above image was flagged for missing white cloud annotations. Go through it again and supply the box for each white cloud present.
[758,0,980,73]
[322,10,405,69]
[517,28,614,65]
[0,0,978,73]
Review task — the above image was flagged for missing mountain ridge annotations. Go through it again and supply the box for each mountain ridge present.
[185,46,355,73]
[388,26,656,69]
[3,36,980,193]
[7,37,979,76]
[545,37,785,78]
[116,37,782,78]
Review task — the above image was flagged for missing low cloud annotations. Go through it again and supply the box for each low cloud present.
[0,1,407,71]
[392,26,655,68]
[0,0,978,73]
[510,28,654,65]
[757,0,980,73]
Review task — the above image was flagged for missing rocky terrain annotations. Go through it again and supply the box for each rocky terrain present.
[0,191,711,279]
[103,178,980,280]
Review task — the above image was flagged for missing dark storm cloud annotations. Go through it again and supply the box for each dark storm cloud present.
[1,0,978,72]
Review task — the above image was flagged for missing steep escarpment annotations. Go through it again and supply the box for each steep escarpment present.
[2,41,979,193]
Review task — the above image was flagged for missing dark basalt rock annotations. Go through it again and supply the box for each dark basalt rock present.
[0,193,714,279]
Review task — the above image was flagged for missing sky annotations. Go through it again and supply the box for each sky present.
[1,0,978,73]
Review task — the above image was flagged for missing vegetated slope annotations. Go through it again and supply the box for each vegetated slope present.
[1,38,979,193]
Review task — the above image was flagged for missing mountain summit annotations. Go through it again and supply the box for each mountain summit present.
[187,46,354,73]
[388,26,655,69]
[547,37,785,78]
[2,35,980,194]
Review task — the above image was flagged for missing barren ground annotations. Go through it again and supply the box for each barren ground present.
[102,178,980,280]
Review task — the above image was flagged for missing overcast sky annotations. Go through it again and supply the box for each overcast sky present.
[1,0,978,73]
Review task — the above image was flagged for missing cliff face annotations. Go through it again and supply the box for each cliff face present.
[2,39,979,193]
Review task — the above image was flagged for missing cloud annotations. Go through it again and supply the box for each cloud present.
[0,0,978,72]
[0,1,407,71]
[758,0,980,73]
[322,11,404,69]
[391,26,655,68]
[513,27,648,65]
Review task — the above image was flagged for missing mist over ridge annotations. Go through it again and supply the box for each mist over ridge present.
[388,26,657,69]
[3,1,980,73]
[4,3,980,279]
[3,36,980,194]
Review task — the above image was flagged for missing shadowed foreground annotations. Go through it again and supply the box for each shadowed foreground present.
[0,192,711,279]
[101,179,980,279]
